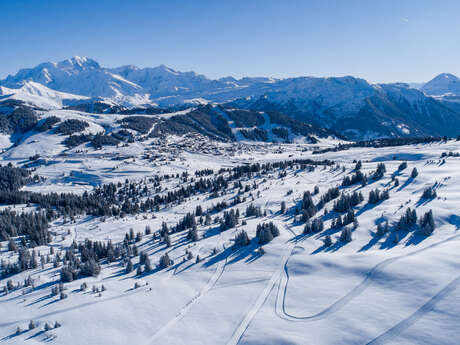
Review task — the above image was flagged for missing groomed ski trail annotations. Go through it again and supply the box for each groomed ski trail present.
[277,233,460,322]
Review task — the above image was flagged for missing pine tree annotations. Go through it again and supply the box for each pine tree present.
[159,253,172,269]
[136,265,143,276]
[144,257,152,272]
[420,210,435,235]
[187,226,199,242]
[280,201,286,214]
[235,230,250,246]
[340,227,352,242]
[29,320,35,330]
[125,259,133,274]
[164,233,171,247]
[376,223,385,236]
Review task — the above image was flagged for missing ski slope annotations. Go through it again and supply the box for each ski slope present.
[1,137,460,345]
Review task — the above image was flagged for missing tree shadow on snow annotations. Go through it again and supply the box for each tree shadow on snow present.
[404,231,429,247]
[1,329,28,341]
[311,238,349,254]
[25,293,54,307]
[379,230,410,250]
[396,177,414,192]
[415,197,435,208]
[25,330,46,341]
[358,231,380,252]
[448,215,460,229]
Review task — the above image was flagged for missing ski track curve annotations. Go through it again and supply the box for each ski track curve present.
[226,221,297,345]
[278,233,460,322]
[366,275,460,345]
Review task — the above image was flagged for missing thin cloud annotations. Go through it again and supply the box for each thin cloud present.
[401,17,409,23]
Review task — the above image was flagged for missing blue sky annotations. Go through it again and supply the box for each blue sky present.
[1,0,460,82]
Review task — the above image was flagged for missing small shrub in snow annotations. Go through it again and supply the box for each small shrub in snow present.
[332,192,363,213]
[163,233,171,247]
[159,253,172,269]
[323,235,332,247]
[136,265,143,276]
[397,208,417,230]
[421,187,437,199]
[376,221,389,236]
[372,163,386,180]
[398,161,407,171]
[29,320,36,330]
[187,226,199,242]
[280,201,286,214]
[368,189,389,204]
[125,259,133,274]
[256,222,280,244]
[340,227,352,242]
[419,210,435,236]
[246,203,262,217]
[304,218,324,234]
[144,257,153,272]
[411,167,418,178]
[234,230,250,246]
[342,170,366,186]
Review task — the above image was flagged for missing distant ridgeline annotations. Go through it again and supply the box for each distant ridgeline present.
[312,136,450,154]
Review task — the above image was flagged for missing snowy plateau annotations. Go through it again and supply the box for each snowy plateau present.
[0,58,460,345]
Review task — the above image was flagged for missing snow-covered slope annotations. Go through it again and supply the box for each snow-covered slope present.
[0,81,90,109]
[1,137,460,344]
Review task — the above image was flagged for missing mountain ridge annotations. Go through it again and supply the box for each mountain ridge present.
[2,57,460,140]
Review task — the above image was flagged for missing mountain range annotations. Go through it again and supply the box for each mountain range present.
[2,56,460,140]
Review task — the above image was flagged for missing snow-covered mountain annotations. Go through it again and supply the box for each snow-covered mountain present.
[3,57,460,139]
[421,73,460,96]
[1,57,148,107]
[230,81,460,139]
[1,57,276,107]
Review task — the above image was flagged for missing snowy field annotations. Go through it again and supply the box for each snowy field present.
[1,132,460,345]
